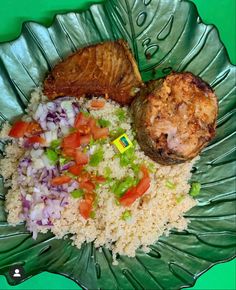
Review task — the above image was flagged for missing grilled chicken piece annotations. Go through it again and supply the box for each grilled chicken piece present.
[131,72,218,165]
[43,40,143,105]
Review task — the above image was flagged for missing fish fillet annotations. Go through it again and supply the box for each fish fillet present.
[43,40,143,105]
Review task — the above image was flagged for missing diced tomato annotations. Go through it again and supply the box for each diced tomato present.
[74,112,89,128]
[26,122,43,136]
[79,199,93,219]
[95,175,106,183]
[9,121,29,138]
[140,164,149,179]
[51,175,71,186]
[27,136,45,145]
[62,132,81,149]
[75,150,89,165]
[92,127,109,140]
[9,120,43,138]
[80,134,91,145]
[68,164,84,176]
[77,171,90,183]
[84,191,95,203]
[77,125,91,135]
[119,165,150,207]
[90,99,105,109]
[119,187,137,207]
[136,177,150,196]
[88,117,109,139]
[79,181,95,192]
[87,117,97,130]
[62,147,76,158]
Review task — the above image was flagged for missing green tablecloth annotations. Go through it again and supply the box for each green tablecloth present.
[0,0,235,289]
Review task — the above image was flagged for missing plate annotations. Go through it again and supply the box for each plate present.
[0,0,235,289]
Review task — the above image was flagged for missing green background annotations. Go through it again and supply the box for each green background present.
[0,0,235,289]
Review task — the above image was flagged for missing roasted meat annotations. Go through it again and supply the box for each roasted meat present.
[43,40,143,105]
[131,72,218,165]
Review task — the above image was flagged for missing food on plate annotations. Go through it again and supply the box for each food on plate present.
[44,40,143,105]
[0,90,197,259]
[131,72,218,165]
[1,40,218,260]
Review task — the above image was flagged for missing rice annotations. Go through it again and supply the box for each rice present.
[0,89,197,261]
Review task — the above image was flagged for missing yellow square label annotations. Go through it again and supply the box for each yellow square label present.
[112,133,133,153]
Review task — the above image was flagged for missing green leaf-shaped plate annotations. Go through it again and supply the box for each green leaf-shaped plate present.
[0,0,235,289]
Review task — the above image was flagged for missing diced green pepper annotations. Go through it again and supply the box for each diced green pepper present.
[165,180,176,189]
[50,139,61,149]
[110,127,126,139]
[189,182,201,197]
[90,211,96,219]
[98,119,111,128]
[89,147,104,166]
[119,153,130,167]
[69,127,77,133]
[119,146,136,167]
[147,162,156,173]
[130,163,140,175]
[59,157,67,165]
[104,166,112,178]
[115,108,126,121]
[114,199,120,206]
[176,195,184,203]
[81,111,90,117]
[110,180,119,193]
[45,148,58,165]
[71,189,84,198]
[89,138,95,146]
[112,176,137,197]
[65,172,77,179]
[124,146,135,159]
[121,210,132,221]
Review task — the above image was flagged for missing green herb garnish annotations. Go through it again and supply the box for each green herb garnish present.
[71,189,84,198]
[189,182,201,197]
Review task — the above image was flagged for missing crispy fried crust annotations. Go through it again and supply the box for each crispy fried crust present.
[132,72,218,165]
[43,40,143,105]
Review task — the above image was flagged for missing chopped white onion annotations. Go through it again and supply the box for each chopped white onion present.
[32,158,45,170]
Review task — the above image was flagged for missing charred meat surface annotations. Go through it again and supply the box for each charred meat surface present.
[43,40,143,105]
[131,72,218,165]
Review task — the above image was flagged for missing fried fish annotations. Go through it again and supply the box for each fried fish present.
[131,72,218,165]
[43,40,143,105]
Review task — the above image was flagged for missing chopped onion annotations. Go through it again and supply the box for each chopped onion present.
[18,96,82,236]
